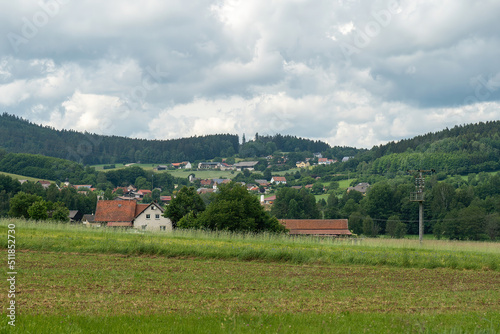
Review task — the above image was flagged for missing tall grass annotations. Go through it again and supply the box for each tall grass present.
[2,218,499,271]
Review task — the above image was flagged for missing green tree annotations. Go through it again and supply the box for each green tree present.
[27,200,48,220]
[348,211,364,235]
[362,216,379,237]
[165,186,205,228]
[51,202,70,222]
[385,215,406,238]
[362,182,395,233]
[8,192,43,218]
[271,188,320,219]
[187,182,286,232]
[103,189,114,200]
[324,194,341,219]
[312,182,324,194]
[485,213,500,241]
[457,206,486,240]
[430,182,455,218]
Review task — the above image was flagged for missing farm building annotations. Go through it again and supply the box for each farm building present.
[280,219,352,236]
[94,200,172,232]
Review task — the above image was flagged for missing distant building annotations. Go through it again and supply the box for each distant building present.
[347,182,370,195]
[280,219,352,236]
[318,158,336,165]
[233,161,259,171]
[270,176,287,185]
[94,200,172,232]
[37,180,51,189]
[198,162,221,169]
[296,161,310,168]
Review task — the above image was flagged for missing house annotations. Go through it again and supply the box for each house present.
[68,210,84,222]
[82,214,100,227]
[233,161,259,171]
[318,158,336,165]
[200,179,213,187]
[280,219,352,236]
[220,163,234,171]
[156,165,169,171]
[255,179,269,187]
[313,153,323,159]
[94,200,172,232]
[271,176,287,185]
[18,179,28,185]
[37,180,52,189]
[171,161,192,169]
[212,179,231,189]
[160,196,172,205]
[137,189,152,199]
[262,195,276,205]
[197,188,215,194]
[347,182,370,195]
[198,162,221,169]
[73,185,92,190]
[296,161,310,168]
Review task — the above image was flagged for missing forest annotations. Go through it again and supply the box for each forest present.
[1,114,500,240]
[0,113,344,164]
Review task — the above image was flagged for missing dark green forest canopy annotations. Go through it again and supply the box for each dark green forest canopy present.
[0,113,239,164]
[317,120,500,175]
[0,113,350,164]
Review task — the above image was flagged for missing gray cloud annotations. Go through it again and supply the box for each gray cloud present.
[1,0,499,148]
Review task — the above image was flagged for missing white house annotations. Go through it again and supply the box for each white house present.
[94,200,172,232]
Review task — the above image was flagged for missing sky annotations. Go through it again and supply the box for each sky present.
[1,0,500,149]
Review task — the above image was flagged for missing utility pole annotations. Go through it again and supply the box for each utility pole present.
[408,169,434,244]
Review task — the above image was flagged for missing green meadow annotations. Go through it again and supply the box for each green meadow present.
[1,219,499,333]
[0,171,52,183]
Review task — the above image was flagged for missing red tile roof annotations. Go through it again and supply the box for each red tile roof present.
[95,200,137,223]
[135,203,149,217]
[160,196,172,202]
[272,176,286,182]
[280,219,352,236]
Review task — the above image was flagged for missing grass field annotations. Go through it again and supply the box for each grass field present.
[2,219,500,333]
[91,163,158,171]
[0,171,53,183]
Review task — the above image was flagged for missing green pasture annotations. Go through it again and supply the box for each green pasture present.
[2,219,500,333]
[0,171,52,183]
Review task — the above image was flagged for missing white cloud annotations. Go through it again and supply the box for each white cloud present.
[0,0,500,149]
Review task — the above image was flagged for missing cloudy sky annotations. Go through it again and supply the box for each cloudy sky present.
[1,0,500,148]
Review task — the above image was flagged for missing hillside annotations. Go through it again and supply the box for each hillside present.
[333,121,500,175]
[0,113,341,164]
[0,113,239,164]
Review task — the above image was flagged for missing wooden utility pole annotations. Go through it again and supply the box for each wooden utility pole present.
[408,169,434,244]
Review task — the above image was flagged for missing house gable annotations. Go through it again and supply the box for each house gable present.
[133,203,172,232]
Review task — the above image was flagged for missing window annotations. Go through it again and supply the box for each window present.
[155,214,160,219]
[160,226,166,231]
[146,214,150,219]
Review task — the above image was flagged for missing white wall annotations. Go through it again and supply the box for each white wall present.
[133,205,173,232]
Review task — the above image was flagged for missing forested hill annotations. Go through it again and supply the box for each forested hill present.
[0,113,239,164]
[341,121,500,175]
[0,113,338,164]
